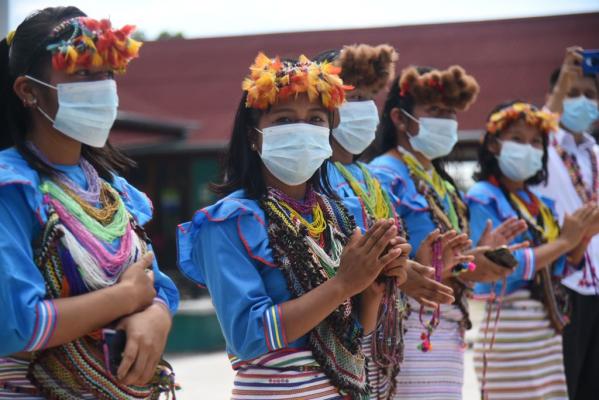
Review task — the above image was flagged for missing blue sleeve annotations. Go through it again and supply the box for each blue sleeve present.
[147,243,179,315]
[193,217,287,360]
[0,186,57,356]
[469,200,536,296]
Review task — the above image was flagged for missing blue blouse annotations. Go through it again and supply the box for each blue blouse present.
[466,181,566,297]
[178,190,305,367]
[369,154,460,258]
[178,188,363,367]
[0,148,179,357]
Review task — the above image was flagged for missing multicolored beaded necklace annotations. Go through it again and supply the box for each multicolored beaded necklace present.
[396,148,468,235]
[553,139,599,203]
[333,161,407,393]
[260,187,368,398]
[552,138,599,290]
[396,147,472,351]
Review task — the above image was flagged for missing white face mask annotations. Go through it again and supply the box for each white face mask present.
[497,140,544,182]
[332,100,379,155]
[402,110,459,160]
[26,75,119,148]
[257,123,332,186]
[561,96,599,133]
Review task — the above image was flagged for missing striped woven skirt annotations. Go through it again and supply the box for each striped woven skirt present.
[473,289,568,400]
[231,349,349,399]
[0,357,43,399]
[0,356,95,399]
[393,301,466,400]
[362,333,394,399]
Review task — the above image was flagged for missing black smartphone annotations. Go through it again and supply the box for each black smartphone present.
[102,328,127,376]
[484,246,518,269]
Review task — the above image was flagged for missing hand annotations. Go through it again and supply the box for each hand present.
[116,303,172,385]
[555,46,584,95]
[118,253,156,314]
[560,204,596,249]
[335,219,400,297]
[478,218,527,248]
[582,203,599,237]
[380,238,411,286]
[398,260,455,308]
[416,229,473,271]
[461,246,513,282]
[440,231,474,270]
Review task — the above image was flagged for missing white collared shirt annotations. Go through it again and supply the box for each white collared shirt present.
[534,127,599,295]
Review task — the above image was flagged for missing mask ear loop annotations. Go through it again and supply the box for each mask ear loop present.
[252,127,264,156]
[24,75,58,124]
[400,108,420,138]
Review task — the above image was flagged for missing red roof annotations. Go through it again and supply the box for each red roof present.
[116,12,599,149]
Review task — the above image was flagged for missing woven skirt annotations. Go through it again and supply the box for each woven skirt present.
[473,289,568,400]
[393,301,466,400]
[0,357,43,399]
[231,349,349,400]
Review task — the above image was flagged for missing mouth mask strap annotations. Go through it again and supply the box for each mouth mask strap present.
[24,75,57,90]
[400,108,420,138]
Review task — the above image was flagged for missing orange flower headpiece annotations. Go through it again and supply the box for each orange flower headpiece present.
[486,102,558,136]
[46,17,142,74]
[242,52,353,110]
[399,65,479,111]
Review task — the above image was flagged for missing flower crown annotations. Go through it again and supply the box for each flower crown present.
[486,102,558,136]
[242,52,353,110]
[46,17,142,74]
[399,65,479,111]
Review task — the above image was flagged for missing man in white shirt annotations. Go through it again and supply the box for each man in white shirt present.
[536,47,599,400]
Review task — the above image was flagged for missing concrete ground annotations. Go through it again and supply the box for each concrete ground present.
[168,301,486,400]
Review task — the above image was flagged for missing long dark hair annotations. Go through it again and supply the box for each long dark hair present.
[474,100,549,185]
[367,66,460,189]
[211,91,337,199]
[0,6,135,181]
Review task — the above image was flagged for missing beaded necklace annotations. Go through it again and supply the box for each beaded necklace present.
[553,139,599,203]
[260,188,368,398]
[41,181,129,243]
[268,186,327,238]
[333,161,407,384]
[498,183,572,331]
[396,148,468,235]
[396,148,472,348]
[417,239,442,352]
[27,142,101,204]
[334,162,393,221]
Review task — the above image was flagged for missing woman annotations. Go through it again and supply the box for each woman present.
[368,66,526,399]
[468,101,599,399]
[0,7,178,399]
[315,44,456,399]
[177,52,408,399]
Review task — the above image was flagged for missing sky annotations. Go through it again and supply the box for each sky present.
[8,0,599,39]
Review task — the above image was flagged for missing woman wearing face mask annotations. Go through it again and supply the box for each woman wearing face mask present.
[177,53,406,399]
[536,47,599,399]
[467,101,599,399]
[0,7,179,399]
[368,66,526,399]
[314,45,456,399]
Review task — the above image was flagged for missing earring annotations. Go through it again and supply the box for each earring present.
[251,143,257,151]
